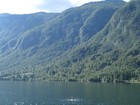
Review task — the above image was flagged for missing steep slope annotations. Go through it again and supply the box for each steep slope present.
[48,0,140,82]
[0,1,125,81]
[0,12,58,53]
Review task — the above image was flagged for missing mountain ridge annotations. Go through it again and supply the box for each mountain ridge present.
[0,0,140,83]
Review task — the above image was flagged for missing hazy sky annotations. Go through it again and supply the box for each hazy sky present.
[0,0,130,14]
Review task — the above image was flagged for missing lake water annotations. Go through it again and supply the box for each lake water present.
[0,81,140,105]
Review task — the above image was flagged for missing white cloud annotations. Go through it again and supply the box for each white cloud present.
[0,0,42,14]
[69,0,130,6]
[0,0,130,14]
[69,0,104,6]
[37,0,130,13]
[37,0,73,13]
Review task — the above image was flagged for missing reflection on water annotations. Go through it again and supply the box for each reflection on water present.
[0,81,140,105]
[64,98,82,102]
[13,98,89,105]
[14,102,24,105]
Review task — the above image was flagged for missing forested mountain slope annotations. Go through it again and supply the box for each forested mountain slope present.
[1,0,139,83]
[0,12,58,53]
[48,0,140,82]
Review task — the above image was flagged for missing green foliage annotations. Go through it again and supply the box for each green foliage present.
[0,1,140,83]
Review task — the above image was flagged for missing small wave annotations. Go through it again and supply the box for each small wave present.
[61,98,83,103]
[14,102,24,105]
[66,98,81,102]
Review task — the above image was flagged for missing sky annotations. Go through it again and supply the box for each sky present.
[0,0,130,14]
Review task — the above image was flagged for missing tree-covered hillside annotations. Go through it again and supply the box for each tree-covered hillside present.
[1,0,140,83]
[0,12,58,53]
[47,0,140,83]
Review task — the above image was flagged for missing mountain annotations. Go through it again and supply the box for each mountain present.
[48,0,140,83]
[0,12,58,53]
[1,0,139,83]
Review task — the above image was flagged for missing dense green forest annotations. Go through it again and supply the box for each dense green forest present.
[0,0,140,83]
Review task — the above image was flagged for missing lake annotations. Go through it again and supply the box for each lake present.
[0,81,140,105]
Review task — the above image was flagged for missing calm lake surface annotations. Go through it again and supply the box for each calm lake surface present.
[0,81,140,105]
